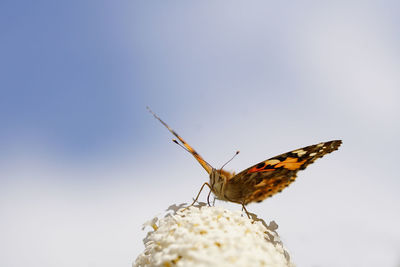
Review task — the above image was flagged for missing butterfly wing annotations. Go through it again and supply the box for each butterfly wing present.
[147,107,213,174]
[226,140,342,204]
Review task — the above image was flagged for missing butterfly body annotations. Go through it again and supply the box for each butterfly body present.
[209,169,236,202]
[147,107,342,208]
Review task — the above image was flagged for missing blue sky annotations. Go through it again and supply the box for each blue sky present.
[1,1,143,159]
[1,1,400,267]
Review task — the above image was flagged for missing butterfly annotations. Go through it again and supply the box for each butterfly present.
[147,107,342,217]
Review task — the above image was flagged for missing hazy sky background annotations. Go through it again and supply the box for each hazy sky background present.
[1,1,399,266]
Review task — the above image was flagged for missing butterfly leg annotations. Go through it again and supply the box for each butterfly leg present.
[206,188,213,206]
[183,182,212,211]
[241,202,251,219]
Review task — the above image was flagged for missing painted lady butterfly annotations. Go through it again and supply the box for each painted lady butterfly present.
[147,107,342,217]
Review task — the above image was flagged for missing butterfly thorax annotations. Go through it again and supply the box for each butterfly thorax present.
[209,169,235,202]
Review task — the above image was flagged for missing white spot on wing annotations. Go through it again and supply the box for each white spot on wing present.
[265,159,280,165]
[292,149,307,157]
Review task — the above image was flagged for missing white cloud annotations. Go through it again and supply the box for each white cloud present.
[292,4,400,123]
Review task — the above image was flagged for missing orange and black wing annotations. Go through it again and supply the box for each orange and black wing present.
[228,140,342,204]
[147,107,212,174]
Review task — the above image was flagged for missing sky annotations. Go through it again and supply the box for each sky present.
[1,1,400,266]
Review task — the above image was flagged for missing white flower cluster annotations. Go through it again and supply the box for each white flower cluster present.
[134,204,293,267]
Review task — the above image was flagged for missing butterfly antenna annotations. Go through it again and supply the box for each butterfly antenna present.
[172,139,191,153]
[147,106,214,173]
[171,139,214,167]
[220,150,240,170]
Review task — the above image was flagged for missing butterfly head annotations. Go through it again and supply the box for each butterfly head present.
[209,150,239,196]
[209,168,235,200]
